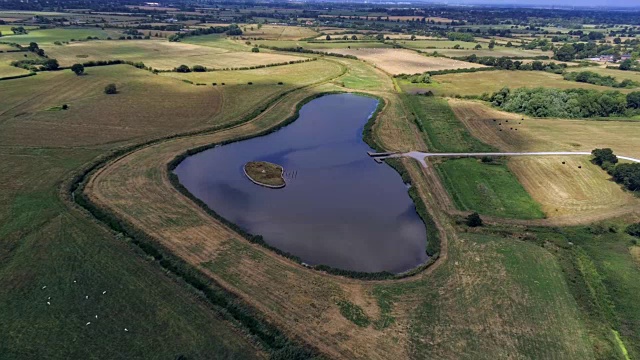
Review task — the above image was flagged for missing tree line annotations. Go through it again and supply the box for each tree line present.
[488,87,640,118]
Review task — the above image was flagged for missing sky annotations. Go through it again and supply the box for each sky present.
[435,0,640,7]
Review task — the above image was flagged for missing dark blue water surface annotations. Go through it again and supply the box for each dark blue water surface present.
[174,93,428,273]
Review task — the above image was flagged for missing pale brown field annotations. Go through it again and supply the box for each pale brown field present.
[43,40,303,69]
[319,48,484,75]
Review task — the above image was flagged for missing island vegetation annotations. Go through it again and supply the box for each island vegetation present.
[243,161,286,188]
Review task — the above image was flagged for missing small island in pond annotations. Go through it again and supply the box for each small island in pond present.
[243,161,286,188]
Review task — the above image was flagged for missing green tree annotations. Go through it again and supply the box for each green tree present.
[351,35,357,40]
[466,212,483,227]
[325,35,331,40]
[376,34,384,41]
[71,63,84,76]
[488,39,496,50]
[104,83,117,94]
[591,148,618,166]
[191,65,206,72]
[627,92,640,109]
[474,44,482,50]
[251,47,259,53]
[555,44,576,61]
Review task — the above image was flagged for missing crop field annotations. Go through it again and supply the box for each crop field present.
[259,40,392,49]
[429,70,633,96]
[43,40,303,70]
[0,25,39,35]
[324,48,484,75]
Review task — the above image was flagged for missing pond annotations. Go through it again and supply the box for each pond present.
[174,93,428,273]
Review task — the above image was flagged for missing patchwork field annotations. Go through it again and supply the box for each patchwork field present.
[324,48,484,74]
[43,40,304,69]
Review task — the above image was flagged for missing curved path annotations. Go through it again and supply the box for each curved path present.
[396,151,640,168]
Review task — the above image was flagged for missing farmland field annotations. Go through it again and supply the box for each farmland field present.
[43,40,304,69]
[324,48,484,74]
[2,28,121,44]
[428,70,634,96]
[2,7,640,360]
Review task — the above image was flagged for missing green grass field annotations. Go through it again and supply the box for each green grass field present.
[435,158,545,219]
[402,95,495,152]
[181,34,253,51]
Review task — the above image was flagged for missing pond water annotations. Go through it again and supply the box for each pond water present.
[174,93,428,273]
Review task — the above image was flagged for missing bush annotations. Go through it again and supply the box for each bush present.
[251,47,259,53]
[466,212,483,227]
[175,64,191,73]
[627,223,640,237]
[104,83,117,94]
[191,65,206,72]
[62,104,68,110]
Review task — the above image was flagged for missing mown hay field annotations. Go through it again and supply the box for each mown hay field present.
[323,48,484,75]
[509,156,640,218]
[430,70,635,96]
[43,40,304,70]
